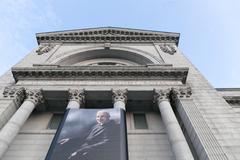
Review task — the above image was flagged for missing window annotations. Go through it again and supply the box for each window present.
[97,62,117,65]
[133,113,148,129]
[47,113,64,129]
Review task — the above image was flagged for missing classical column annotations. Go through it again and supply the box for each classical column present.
[154,89,194,160]
[0,89,44,158]
[66,89,85,109]
[112,89,127,110]
[1,87,25,129]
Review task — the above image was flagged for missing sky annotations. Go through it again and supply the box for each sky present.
[0,0,239,88]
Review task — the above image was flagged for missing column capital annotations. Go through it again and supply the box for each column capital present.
[171,87,192,100]
[3,87,25,106]
[68,89,85,105]
[112,89,128,104]
[154,88,171,103]
[25,89,44,105]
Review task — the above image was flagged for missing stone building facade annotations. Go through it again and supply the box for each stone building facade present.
[0,27,239,160]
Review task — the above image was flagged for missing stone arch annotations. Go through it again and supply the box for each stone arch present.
[52,45,162,65]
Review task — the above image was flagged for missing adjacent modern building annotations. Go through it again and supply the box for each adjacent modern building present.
[0,27,240,160]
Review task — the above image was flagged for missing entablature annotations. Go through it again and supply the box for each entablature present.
[12,65,188,83]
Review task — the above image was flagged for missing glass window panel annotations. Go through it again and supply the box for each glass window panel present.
[48,113,63,129]
[133,113,148,129]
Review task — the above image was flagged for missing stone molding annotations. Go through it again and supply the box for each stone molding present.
[36,43,56,55]
[68,89,85,105]
[2,87,25,106]
[112,89,128,103]
[159,44,177,55]
[223,96,240,105]
[154,87,192,103]
[36,27,179,44]
[25,89,44,105]
[12,66,188,83]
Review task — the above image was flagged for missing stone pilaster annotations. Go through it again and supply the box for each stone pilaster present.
[170,87,228,160]
[112,89,127,110]
[154,89,194,160]
[0,89,44,158]
[67,89,85,109]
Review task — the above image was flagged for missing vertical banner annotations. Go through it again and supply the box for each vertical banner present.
[45,108,128,160]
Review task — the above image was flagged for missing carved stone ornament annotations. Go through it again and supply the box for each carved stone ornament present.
[112,89,128,103]
[36,28,179,44]
[159,44,176,55]
[171,87,192,100]
[12,66,189,84]
[3,87,25,106]
[154,88,171,103]
[36,44,55,55]
[68,89,85,105]
[104,43,111,50]
[25,89,44,105]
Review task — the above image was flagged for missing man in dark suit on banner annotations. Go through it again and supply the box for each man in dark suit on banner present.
[58,110,120,160]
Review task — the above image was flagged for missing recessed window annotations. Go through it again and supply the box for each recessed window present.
[47,113,64,129]
[133,113,148,129]
[98,62,117,65]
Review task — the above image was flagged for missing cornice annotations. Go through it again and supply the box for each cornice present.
[36,27,179,45]
[223,96,240,105]
[12,65,188,83]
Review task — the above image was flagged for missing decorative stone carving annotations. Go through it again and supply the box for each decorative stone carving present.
[3,87,25,106]
[171,87,192,99]
[25,89,44,105]
[112,89,128,103]
[104,43,111,50]
[12,66,189,84]
[36,44,55,55]
[68,89,85,105]
[159,44,176,55]
[36,28,179,44]
[154,89,171,102]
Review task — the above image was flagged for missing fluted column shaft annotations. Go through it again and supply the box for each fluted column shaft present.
[0,89,44,158]
[112,89,127,110]
[155,89,194,160]
[66,89,85,109]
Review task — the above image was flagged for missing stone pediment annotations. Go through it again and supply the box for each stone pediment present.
[12,65,188,83]
[36,27,179,45]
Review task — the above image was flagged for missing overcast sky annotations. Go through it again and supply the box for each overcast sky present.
[0,0,239,88]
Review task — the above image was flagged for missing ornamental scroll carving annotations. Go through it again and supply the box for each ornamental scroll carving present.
[159,44,176,55]
[112,89,128,103]
[154,89,171,103]
[3,87,25,106]
[25,89,44,105]
[171,87,192,99]
[36,44,55,55]
[68,89,85,105]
